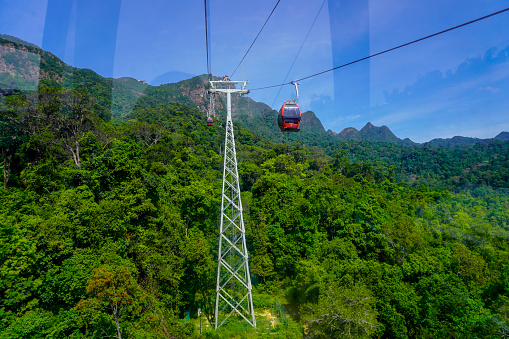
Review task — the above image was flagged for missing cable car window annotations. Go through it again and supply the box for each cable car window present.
[284,106,300,119]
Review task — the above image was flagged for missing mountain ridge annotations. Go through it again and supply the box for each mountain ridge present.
[1,35,507,147]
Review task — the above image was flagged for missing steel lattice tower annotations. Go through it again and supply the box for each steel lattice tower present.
[209,80,256,329]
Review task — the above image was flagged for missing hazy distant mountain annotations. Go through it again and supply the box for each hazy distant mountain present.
[424,136,482,147]
[495,132,509,140]
[331,122,416,146]
[422,133,509,148]
[329,122,509,147]
[150,71,195,86]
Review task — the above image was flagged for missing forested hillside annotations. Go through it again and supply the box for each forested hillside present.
[1,36,509,338]
[335,138,509,190]
[0,36,149,121]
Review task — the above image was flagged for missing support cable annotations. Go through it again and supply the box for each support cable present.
[271,0,327,107]
[230,0,281,78]
[204,0,211,77]
[251,7,509,91]
[204,0,216,118]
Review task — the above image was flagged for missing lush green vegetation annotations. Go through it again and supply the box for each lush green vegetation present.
[1,85,509,338]
[334,140,509,189]
[2,37,509,338]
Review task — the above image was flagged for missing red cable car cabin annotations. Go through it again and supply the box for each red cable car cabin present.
[207,117,213,126]
[278,102,301,132]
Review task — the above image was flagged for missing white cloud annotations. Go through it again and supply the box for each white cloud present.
[479,86,500,93]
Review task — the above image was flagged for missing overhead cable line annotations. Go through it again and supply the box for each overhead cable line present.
[251,7,509,91]
[230,0,281,78]
[271,0,327,107]
[204,0,216,119]
[204,0,211,76]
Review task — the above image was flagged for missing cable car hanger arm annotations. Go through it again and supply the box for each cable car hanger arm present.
[285,81,300,103]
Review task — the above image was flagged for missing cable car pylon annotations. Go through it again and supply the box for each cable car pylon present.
[209,79,256,329]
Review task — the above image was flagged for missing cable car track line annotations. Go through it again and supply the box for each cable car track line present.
[230,0,281,78]
[204,0,211,77]
[271,0,327,108]
[251,7,509,90]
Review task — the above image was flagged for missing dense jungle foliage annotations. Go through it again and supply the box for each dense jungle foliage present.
[1,85,509,339]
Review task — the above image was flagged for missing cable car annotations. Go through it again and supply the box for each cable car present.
[278,81,301,132]
[278,102,301,132]
[207,117,213,126]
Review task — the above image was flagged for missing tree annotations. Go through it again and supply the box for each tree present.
[0,92,34,189]
[0,111,20,189]
[304,283,379,338]
[38,88,96,169]
[76,264,145,339]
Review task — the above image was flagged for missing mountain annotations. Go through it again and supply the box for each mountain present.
[301,111,326,133]
[1,35,507,147]
[111,77,150,118]
[0,34,40,49]
[495,131,509,141]
[333,122,509,148]
[332,122,416,146]
[0,36,150,121]
[425,136,482,147]
[421,133,509,148]
[0,35,399,146]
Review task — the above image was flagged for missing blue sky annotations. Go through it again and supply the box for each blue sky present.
[1,0,508,142]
